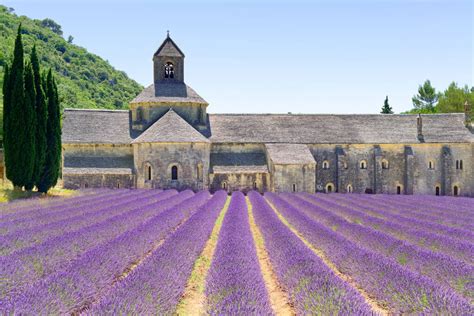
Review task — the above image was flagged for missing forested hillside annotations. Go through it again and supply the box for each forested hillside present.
[0,5,143,114]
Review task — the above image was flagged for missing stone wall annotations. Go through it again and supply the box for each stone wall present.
[209,172,269,194]
[134,142,210,191]
[63,173,133,189]
[270,164,316,193]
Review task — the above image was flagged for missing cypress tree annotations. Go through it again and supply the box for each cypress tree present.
[5,25,27,188]
[381,95,394,114]
[38,70,61,193]
[23,62,37,190]
[2,64,10,150]
[30,46,48,189]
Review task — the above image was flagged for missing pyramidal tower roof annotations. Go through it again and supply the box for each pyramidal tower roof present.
[153,32,185,58]
[132,109,209,144]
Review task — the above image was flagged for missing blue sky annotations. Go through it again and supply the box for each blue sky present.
[3,0,472,114]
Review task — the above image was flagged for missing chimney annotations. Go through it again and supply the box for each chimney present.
[417,114,424,142]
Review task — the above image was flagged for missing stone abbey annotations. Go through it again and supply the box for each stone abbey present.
[62,35,474,196]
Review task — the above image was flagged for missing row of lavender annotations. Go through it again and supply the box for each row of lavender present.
[0,189,192,307]
[265,193,473,314]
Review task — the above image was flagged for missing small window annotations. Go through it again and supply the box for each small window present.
[253,182,258,190]
[146,165,152,181]
[459,160,463,170]
[326,183,333,193]
[453,185,459,196]
[396,186,401,195]
[222,182,227,190]
[381,159,389,169]
[171,165,178,180]
[435,186,440,196]
[347,184,353,193]
[428,161,434,170]
[117,182,121,189]
[456,160,459,170]
[164,62,174,79]
[322,161,329,169]
[292,184,297,192]
[84,183,89,189]
[360,160,367,169]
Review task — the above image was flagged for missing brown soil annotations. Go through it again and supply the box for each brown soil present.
[246,197,295,316]
[264,197,389,316]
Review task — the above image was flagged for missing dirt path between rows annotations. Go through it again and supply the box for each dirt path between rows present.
[174,197,231,315]
[246,197,295,316]
[264,197,389,316]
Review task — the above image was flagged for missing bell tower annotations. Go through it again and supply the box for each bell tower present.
[153,31,186,96]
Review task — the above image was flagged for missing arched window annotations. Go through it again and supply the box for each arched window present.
[292,184,297,192]
[253,182,258,190]
[360,160,367,169]
[459,160,463,170]
[322,160,329,169]
[117,182,121,189]
[381,159,389,169]
[347,184,353,193]
[428,161,434,170]
[435,186,440,196]
[396,186,401,195]
[453,185,459,196]
[171,165,178,180]
[325,183,334,193]
[146,164,152,181]
[164,62,174,79]
[84,182,89,189]
[222,182,227,191]
[456,160,459,170]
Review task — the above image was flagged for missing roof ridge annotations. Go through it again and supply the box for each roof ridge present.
[64,108,129,113]
[208,113,466,117]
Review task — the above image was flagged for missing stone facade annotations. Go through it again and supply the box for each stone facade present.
[60,35,474,196]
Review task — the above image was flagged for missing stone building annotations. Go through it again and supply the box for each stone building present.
[62,35,474,196]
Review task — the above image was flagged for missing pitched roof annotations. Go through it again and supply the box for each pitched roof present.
[266,144,316,165]
[208,113,473,144]
[154,35,185,57]
[62,109,132,144]
[132,110,210,144]
[130,84,207,105]
[210,152,268,173]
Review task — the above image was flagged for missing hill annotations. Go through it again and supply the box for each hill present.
[0,5,143,117]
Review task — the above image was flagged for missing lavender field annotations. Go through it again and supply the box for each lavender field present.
[0,189,472,315]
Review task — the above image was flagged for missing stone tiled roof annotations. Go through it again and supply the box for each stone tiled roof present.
[130,84,207,104]
[63,109,132,144]
[154,36,185,57]
[266,144,316,165]
[212,165,269,174]
[208,113,473,144]
[132,109,210,144]
[64,156,133,169]
[63,168,132,175]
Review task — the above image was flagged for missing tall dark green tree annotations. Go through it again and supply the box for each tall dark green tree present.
[38,69,61,193]
[412,80,439,113]
[23,62,37,190]
[30,45,48,189]
[381,96,393,114]
[5,25,36,188]
[2,64,10,143]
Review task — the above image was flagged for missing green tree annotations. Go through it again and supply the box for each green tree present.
[412,80,439,113]
[437,82,474,116]
[30,46,48,189]
[2,64,10,142]
[38,70,61,193]
[23,62,37,190]
[40,18,63,35]
[381,95,393,114]
[5,25,29,188]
